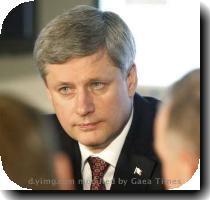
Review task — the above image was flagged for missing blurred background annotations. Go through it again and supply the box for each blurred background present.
[0,0,200,113]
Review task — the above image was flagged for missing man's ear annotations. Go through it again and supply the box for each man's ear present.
[127,64,138,97]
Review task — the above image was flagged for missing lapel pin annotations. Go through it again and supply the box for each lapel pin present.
[134,167,142,176]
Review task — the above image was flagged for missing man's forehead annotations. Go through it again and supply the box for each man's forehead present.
[46,63,117,76]
[45,64,120,87]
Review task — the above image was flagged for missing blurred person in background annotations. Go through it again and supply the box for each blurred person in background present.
[155,69,200,189]
[0,95,75,190]
[33,5,164,190]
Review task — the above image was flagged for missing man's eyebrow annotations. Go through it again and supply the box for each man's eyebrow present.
[54,77,109,87]
[88,78,106,82]
[56,81,74,86]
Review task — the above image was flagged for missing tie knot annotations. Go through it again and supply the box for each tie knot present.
[87,157,109,176]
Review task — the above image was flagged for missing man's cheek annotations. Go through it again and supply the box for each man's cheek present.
[53,98,69,111]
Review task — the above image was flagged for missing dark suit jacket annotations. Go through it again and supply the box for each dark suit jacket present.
[46,93,164,191]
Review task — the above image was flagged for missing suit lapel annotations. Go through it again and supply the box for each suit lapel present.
[111,94,160,191]
[110,148,157,191]
[128,154,157,190]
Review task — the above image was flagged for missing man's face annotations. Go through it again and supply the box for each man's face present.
[45,50,137,152]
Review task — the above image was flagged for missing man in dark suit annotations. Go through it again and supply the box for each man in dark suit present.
[34,5,164,191]
[47,94,163,191]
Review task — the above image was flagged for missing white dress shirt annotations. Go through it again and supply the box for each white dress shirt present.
[79,109,133,190]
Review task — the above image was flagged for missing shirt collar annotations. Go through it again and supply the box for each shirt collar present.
[79,108,133,170]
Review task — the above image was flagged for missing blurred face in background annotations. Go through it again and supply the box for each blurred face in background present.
[45,50,137,153]
[155,102,199,189]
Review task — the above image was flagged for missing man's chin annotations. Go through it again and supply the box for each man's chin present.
[68,130,112,152]
[80,140,103,148]
[78,138,109,153]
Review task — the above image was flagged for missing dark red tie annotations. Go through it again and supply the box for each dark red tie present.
[87,157,109,190]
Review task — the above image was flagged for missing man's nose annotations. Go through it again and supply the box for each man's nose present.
[75,89,95,116]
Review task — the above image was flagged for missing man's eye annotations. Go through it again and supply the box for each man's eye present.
[91,82,105,90]
[59,87,72,95]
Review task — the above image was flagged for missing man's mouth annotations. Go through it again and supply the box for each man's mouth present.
[76,122,101,131]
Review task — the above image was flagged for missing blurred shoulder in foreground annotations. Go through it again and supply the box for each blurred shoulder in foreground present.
[0,94,75,190]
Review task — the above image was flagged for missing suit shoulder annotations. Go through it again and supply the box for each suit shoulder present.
[131,94,160,158]
[143,96,161,105]
[43,113,60,125]
[42,113,67,137]
[44,113,57,120]
[134,93,160,113]
[43,113,78,152]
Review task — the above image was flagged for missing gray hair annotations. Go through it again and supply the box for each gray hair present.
[33,5,136,78]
